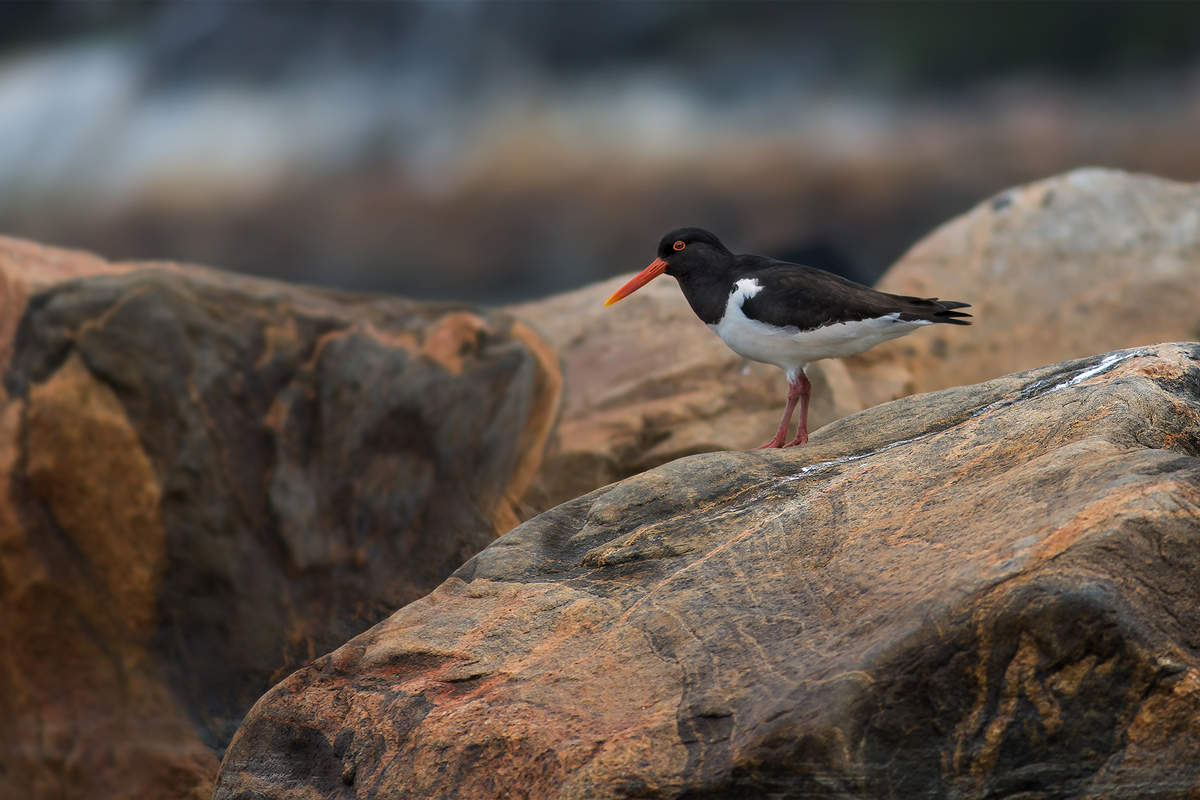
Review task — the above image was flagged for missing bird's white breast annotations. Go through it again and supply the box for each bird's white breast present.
[707,278,931,370]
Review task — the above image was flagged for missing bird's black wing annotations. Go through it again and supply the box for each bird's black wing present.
[738,257,972,331]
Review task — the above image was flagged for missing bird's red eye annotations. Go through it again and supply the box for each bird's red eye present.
[673,241,685,251]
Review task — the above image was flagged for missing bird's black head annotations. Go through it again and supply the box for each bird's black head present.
[604,226,733,307]
[656,227,731,276]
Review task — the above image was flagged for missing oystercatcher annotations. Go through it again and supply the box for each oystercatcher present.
[605,227,971,448]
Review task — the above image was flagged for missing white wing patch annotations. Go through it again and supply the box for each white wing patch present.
[708,279,931,370]
[733,278,763,301]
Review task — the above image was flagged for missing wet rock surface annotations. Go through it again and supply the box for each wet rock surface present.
[0,236,560,799]
[216,342,1200,799]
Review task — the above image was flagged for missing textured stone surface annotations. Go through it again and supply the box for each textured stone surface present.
[217,343,1200,799]
[509,275,865,512]
[846,168,1200,407]
[0,236,560,800]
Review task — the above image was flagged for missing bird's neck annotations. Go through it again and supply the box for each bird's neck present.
[675,269,734,325]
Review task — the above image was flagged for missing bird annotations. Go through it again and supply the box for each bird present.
[604,227,972,448]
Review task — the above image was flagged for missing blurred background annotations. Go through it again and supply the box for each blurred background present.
[1,0,1199,304]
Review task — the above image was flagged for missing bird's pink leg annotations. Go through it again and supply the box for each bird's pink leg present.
[754,368,810,449]
[783,370,812,447]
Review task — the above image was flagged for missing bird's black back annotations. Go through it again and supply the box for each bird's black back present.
[736,255,972,331]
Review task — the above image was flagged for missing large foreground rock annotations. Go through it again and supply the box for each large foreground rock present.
[0,236,560,799]
[217,342,1200,799]
[847,168,1200,406]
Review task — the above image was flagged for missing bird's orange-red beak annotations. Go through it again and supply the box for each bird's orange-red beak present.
[604,258,668,306]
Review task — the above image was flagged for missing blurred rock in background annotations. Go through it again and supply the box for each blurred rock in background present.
[2,1,1199,303]
[0,235,560,799]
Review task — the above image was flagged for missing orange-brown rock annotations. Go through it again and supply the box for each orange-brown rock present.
[846,168,1200,407]
[509,276,865,512]
[0,235,560,800]
[216,342,1200,799]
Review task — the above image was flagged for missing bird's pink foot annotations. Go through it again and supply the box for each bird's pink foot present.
[752,368,811,450]
[782,430,808,447]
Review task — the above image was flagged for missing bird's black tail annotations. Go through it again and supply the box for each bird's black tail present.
[895,297,973,325]
[931,300,972,325]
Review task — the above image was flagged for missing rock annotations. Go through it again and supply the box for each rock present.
[508,275,864,512]
[846,168,1200,408]
[216,342,1200,799]
[0,236,560,799]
